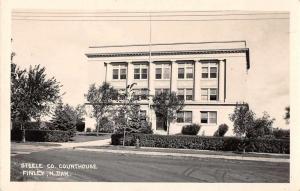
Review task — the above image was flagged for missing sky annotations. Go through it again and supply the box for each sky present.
[11,10,289,128]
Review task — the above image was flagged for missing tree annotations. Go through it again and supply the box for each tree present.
[152,91,184,135]
[51,101,77,138]
[229,102,255,137]
[85,82,118,136]
[284,106,290,124]
[112,83,152,146]
[11,54,61,142]
[246,112,274,138]
[74,104,86,132]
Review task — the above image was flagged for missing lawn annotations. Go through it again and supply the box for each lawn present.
[69,133,111,143]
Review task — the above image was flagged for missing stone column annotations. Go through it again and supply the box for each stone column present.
[148,61,155,96]
[194,60,201,101]
[127,61,134,87]
[106,62,112,82]
[218,59,225,102]
[170,60,178,92]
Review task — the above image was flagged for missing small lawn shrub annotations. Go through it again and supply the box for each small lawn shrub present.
[181,124,201,135]
[86,127,91,132]
[76,122,85,132]
[213,124,229,137]
[111,133,289,154]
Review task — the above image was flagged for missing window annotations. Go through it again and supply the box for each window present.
[186,89,193,101]
[134,64,148,79]
[201,88,208,100]
[134,68,140,79]
[186,66,193,79]
[201,111,217,124]
[177,88,193,101]
[177,111,192,123]
[177,61,194,79]
[113,69,119,79]
[141,68,148,79]
[178,68,184,79]
[210,89,217,100]
[155,88,170,96]
[133,88,149,100]
[177,89,184,100]
[112,63,127,80]
[201,88,218,101]
[120,69,127,79]
[155,63,170,79]
[155,68,162,79]
[210,67,217,78]
[202,67,208,78]
[201,112,208,123]
[201,61,218,79]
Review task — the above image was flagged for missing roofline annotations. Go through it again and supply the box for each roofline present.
[89,40,247,48]
[86,48,250,69]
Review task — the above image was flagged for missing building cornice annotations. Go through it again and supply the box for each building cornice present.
[86,48,250,69]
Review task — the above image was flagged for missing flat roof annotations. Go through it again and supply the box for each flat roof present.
[85,41,250,69]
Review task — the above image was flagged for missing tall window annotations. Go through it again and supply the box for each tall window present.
[201,88,218,101]
[178,88,193,101]
[201,61,218,79]
[177,111,192,123]
[155,63,170,79]
[112,63,127,80]
[177,61,194,79]
[201,111,217,124]
[134,64,148,80]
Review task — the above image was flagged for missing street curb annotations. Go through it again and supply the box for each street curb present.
[74,148,289,163]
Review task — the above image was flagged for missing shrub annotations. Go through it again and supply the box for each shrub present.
[111,133,290,154]
[273,129,290,139]
[11,129,69,142]
[214,124,229,137]
[181,124,201,135]
[86,128,91,132]
[76,122,85,132]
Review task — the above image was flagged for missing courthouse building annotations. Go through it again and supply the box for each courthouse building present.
[85,41,250,136]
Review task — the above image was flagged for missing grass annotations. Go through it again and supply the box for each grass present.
[11,141,61,146]
[68,134,111,143]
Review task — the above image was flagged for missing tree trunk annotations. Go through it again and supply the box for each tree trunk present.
[21,123,26,143]
[167,119,170,135]
[96,122,99,136]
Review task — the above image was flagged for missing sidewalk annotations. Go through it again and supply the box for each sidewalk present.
[58,138,111,148]
[75,145,289,163]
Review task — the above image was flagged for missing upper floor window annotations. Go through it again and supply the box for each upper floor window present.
[201,111,217,124]
[201,88,218,101]
[178,88,193,101]
[177,111,192,123]
[155,62,170,79]
[177,61,194,79]
[134,63,148,80]
[201,61,218,79]
[155,88,170,96]
[112,63,127,80]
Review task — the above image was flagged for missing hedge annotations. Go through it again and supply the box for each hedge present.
[111,133,289,154]
[11,129,70,142]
